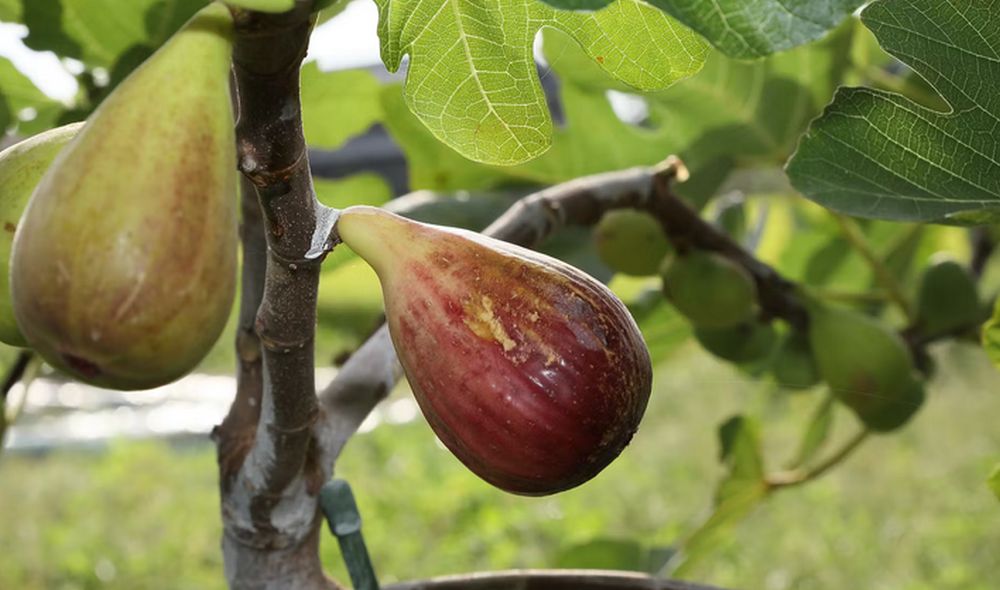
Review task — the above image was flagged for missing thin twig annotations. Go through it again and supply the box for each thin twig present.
[813,288,890,305]
[0,351,33,400]
[214,176,267,491]
[833,213,916,322]
[766,428,871,490]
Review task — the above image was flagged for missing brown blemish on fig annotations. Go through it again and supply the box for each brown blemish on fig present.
[62,353,102,379]
[3,222,15,233]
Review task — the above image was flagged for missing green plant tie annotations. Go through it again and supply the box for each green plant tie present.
[320,479,380,590]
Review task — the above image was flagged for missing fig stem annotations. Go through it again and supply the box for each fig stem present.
[812,288,890,305]
[765,427,871,490]
[219,5,340,589]
[214,175,267,489]
[0,353,41,452]
[832,213,916,323]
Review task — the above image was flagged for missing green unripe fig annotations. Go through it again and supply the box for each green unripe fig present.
[593,210,670,276]
[694,321,777,364]
[661,250,757,328]
[858,377,926,432]
[808,304,921,430]
[771,330,820,390]
[10,3,237,390]
[0,123,82,346]
[915,258,980,337]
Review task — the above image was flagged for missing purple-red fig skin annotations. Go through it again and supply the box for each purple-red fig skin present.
[337,206,653,495]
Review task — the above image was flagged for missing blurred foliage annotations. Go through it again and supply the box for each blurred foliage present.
[2,343,999,589]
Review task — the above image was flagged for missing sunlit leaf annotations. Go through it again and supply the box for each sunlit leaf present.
[644,0,863,59]
[301,65,384,150]
[374,0,707,165]
[787,0,1000,223]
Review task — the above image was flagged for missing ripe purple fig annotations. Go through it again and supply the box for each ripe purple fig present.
[336,206,652,495]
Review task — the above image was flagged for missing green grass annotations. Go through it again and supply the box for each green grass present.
[1,342,998,590]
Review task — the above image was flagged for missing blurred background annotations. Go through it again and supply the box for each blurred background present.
[0,1,998,589]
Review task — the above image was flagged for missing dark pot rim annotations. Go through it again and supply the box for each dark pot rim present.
[382,568,731,590]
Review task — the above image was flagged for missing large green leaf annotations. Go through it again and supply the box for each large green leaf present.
[24,0,206,68]
[383,24,852,192]
[373,0,707,166]
[643,0,863,59]
[666,414,767,576]
[301,65,383,150]
[786,0,1000,223]
[0,0,19,21]
[643,21,853,167]
[0,57,62,134]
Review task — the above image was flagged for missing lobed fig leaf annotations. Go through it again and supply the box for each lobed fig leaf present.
[593,209,671,277]
[0,123,82,347]
[915,258,981,338]
[808,303,923,431]
[336,205,652,496]
[661,250,757,329]
[10,3,238,390]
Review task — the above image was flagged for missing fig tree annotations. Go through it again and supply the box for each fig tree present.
[0,123,82,346]
[336,205,652,496]
[915,258,980,337]
[10,3,237,390]
[661,250,757,328]
[593,209,670,276]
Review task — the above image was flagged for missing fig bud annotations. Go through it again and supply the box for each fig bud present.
[593,209,670,276]
[915,258,981,338]
[336,206,653,495]
[808,303,923,431]
[661,250,757,329]
[770,329,820,390]
[694,321,777,364]
[0,123,82,347]
[10,4,237,390]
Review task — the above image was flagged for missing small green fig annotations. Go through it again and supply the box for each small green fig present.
[694,321,777,364]
[0,123,82,346]
[915,258,980,337]
[770,330,820,390]
[661,250,757,328]
[10,3,237,390]
[593,209,670,276]
[336,205,652,496]
[808,303,922,431]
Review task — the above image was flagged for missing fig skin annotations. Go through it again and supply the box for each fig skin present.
[593,209,671,276]
[694,321,777,364]
[770,330,820,390]
[915,258,980,338]
[0,123,82,346]
[661,250,757,329]
[10,4,237,390]
[337,205,653,496]
[808,303,923,431]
